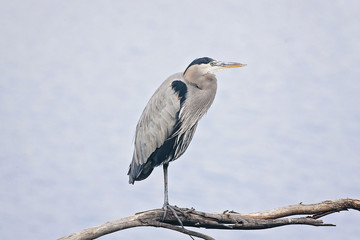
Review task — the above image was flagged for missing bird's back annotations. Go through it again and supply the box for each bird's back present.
[128,73,196,183]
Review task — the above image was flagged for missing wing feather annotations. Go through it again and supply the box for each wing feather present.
[128,74,183,183]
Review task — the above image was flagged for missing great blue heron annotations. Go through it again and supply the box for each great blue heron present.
[128,57,246,211]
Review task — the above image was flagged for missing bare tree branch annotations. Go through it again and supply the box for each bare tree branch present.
[58,198,360,240]
[240,198,360,219]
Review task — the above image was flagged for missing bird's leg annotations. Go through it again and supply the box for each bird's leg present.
[162,164,196,240]
[162,163,185,228]
[163,162,169,208]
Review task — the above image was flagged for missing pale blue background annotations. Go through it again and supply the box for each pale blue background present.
[1,1,359,240]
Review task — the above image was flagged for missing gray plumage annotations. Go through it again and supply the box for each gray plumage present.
[127,57,246,207]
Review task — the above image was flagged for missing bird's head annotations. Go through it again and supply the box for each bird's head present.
[184,57,246,76]
[183,57,246,89]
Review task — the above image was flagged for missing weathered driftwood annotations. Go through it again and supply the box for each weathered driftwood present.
[58,198,360,240]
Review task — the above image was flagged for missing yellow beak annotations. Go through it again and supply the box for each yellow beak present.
[212,61,247,68]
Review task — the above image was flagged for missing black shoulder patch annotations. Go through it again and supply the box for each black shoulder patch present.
[184,57,215,73]
[171,80,187,105]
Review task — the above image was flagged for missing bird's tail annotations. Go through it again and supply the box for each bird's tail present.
[128,160,154,184]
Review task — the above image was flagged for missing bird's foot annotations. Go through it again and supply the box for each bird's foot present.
[162,203,185,228]
[163,204,196,240]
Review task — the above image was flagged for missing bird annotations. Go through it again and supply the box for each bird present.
[128,57,246,211]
